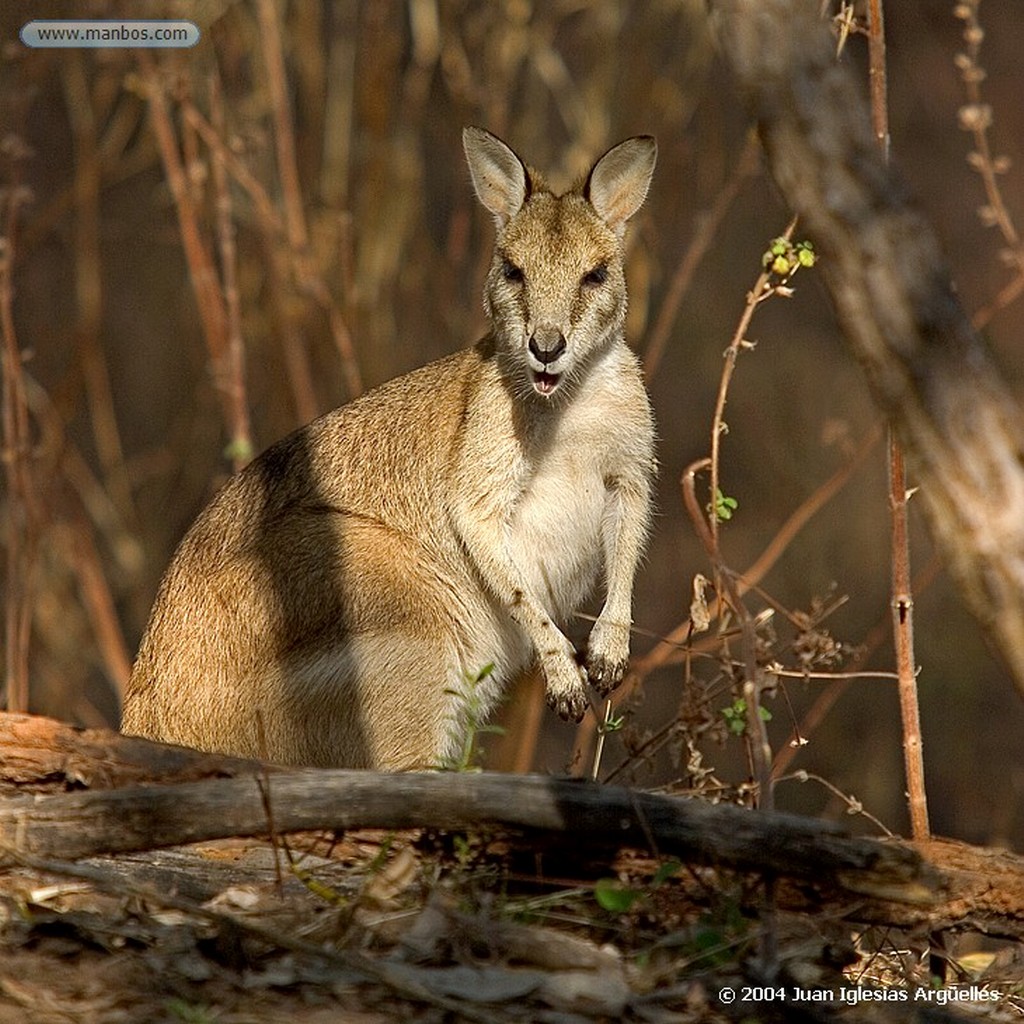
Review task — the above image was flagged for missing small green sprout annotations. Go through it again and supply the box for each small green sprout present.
[440,663,504,771]
[594,859,681,915]
[597,709,626,734]
[721,697,772,737]
[712,488,739,522]
[762,237,816,279]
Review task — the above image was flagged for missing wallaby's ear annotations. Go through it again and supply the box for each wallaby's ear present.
[463,126,530,227]
[586,136,657,235]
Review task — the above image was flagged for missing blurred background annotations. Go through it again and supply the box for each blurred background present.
[1,1,1022,846]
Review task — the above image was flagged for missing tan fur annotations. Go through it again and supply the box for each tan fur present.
[122,128,657,769]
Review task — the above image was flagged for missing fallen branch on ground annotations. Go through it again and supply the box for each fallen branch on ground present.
[3,714,1024,941]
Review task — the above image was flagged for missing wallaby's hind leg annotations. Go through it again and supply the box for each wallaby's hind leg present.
[256,518,482,769]
[259,630,470,769]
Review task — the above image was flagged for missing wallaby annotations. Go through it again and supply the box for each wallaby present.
[122,127,657,770]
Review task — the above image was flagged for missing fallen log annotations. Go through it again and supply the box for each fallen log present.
[3,714,1024,940]
[1,760,930,897]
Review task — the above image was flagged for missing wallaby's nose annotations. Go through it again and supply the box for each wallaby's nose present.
[528,330,567,365]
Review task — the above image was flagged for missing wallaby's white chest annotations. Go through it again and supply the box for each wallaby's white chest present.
[509,438,607,621]
[505,373,637,621]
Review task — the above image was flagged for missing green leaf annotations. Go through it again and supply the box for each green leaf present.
[652,858,683,887]
[796,242,817,267]
[598,712,626,734]
[721,698,772,736]
[712,488,739,523]
[594,877,644,913]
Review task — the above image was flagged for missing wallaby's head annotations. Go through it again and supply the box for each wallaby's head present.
[463,127,656,401]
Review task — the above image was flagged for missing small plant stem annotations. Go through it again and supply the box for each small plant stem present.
[702,222,799,812]
[888,434,929,839]
[683,460,773,812]
[591,700,614,781]
[866,0,890,160]
[867,0,929,841]
[708,216,796,553]
[954,1,1024,329]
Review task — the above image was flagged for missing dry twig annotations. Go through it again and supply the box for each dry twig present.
[861,0,930,841]
[0,150,36,713]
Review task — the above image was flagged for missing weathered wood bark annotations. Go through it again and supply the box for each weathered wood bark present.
[0,711,266,790]
[710,0,1024,696]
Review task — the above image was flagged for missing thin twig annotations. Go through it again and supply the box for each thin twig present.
[63,518,133,696]
[708,216,797,554]
[681,459,773,813]
[0,166,36,713]
[865,0,890,160]
[18,371,135,700]
[180,101,285,232]
[183,96,361,420]
[590,699,615,781]
[256,0,308,256]
[698,219,807,816]
[138,54,236,448]
[767,667,900,682]
[685,455,778,968]
[775,771,894,837]
[866,0,929,842]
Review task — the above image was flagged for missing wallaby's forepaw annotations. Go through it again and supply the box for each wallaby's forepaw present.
[546,681,589,722]
[585,619,630,696]
[586,652,628,696]
[543,653,590,722]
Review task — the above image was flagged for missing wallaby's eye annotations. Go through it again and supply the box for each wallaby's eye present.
[502,259,525,284]
[582,263,608,288]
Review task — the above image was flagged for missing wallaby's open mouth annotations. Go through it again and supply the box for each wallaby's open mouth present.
[532,370,562,396]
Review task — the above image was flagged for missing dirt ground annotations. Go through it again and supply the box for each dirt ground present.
[2,828,1022,1024]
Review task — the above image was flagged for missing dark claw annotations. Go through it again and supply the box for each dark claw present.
[586,654,627,697]
[546,686,588,722]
